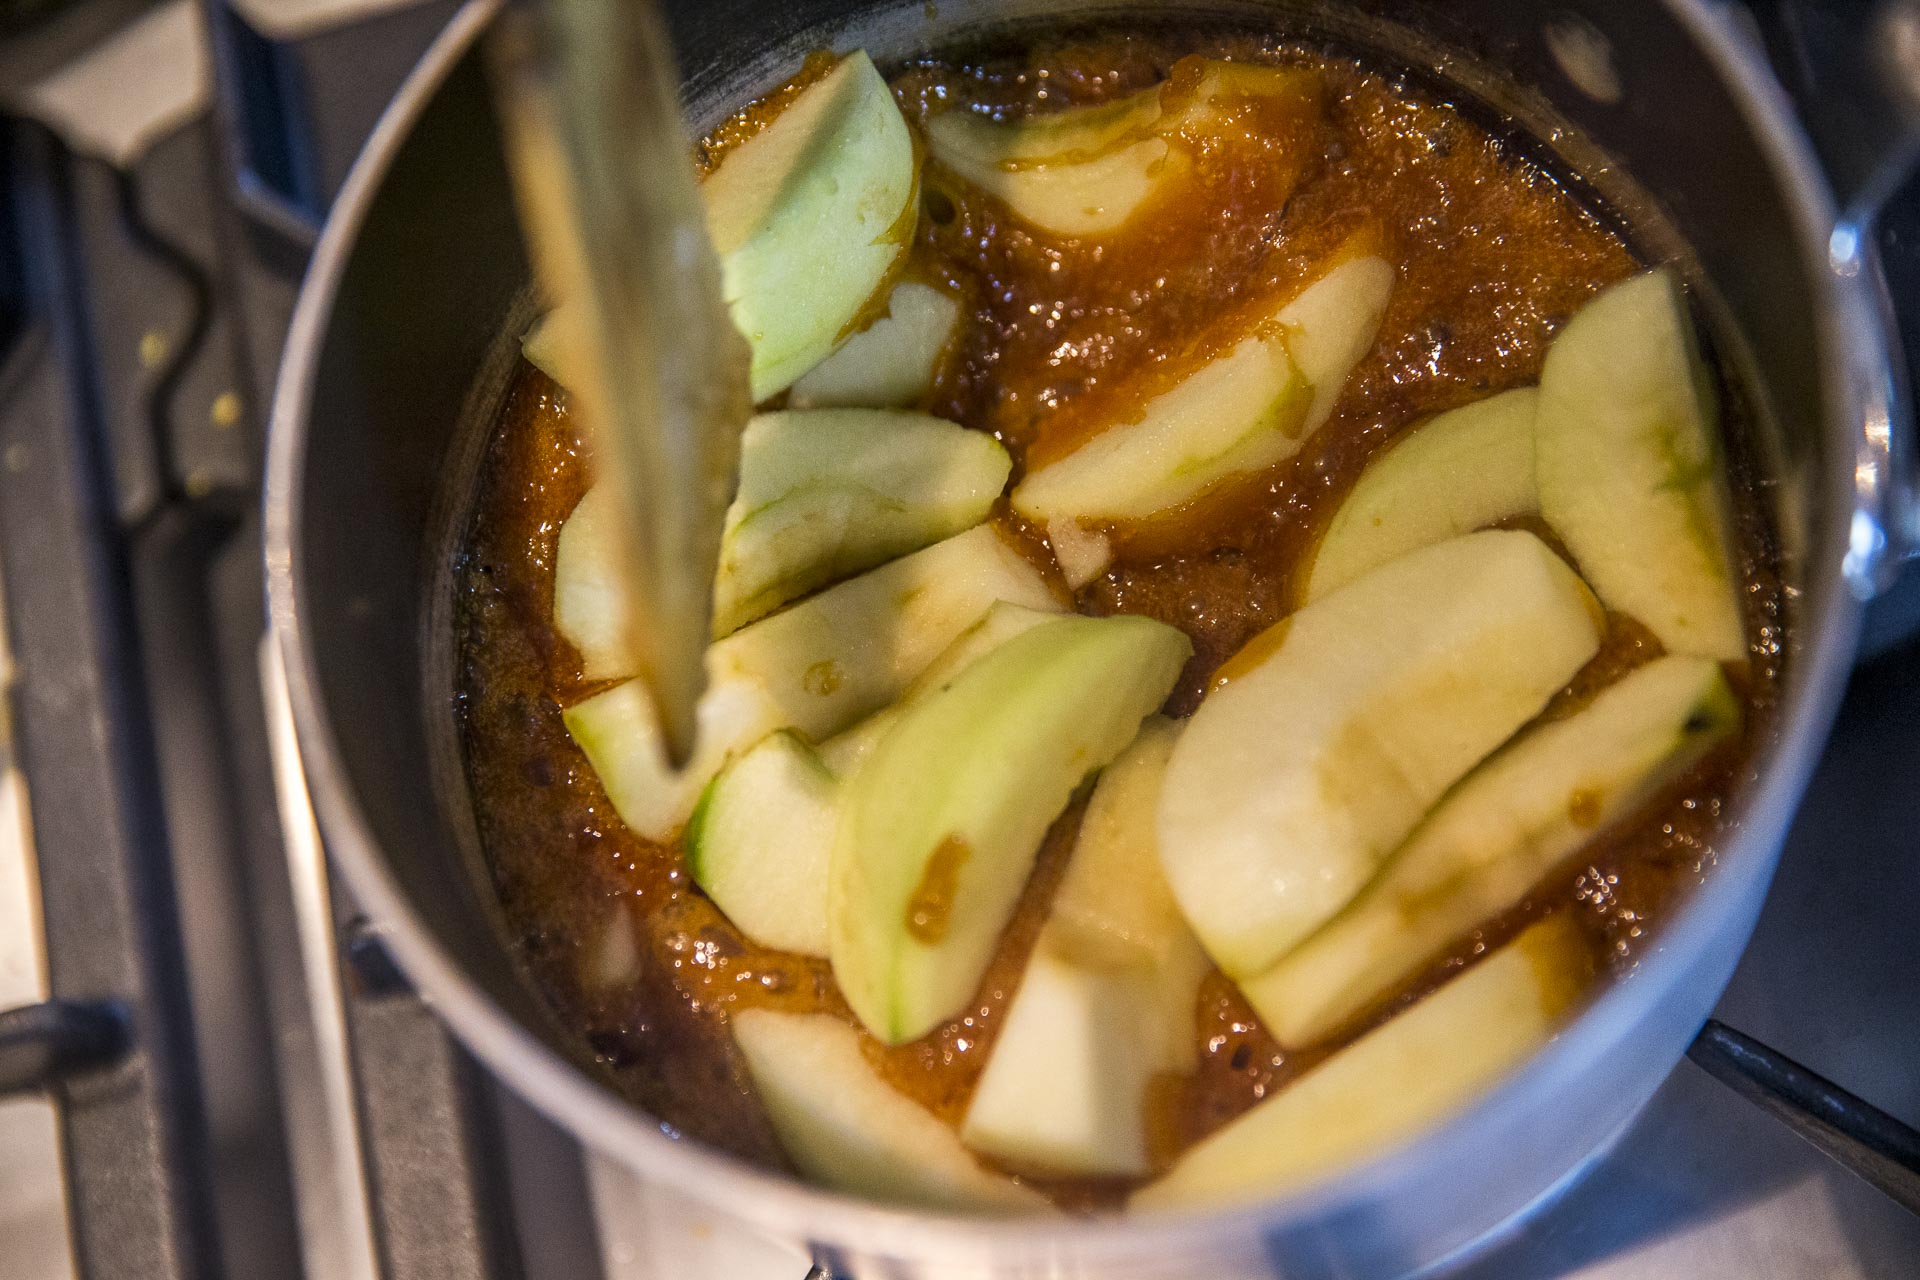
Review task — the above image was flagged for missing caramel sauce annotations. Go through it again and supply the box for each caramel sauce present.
[453,30,1783,1208]
[906,835,973,943]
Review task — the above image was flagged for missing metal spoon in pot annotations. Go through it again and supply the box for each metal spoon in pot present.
[492,0,752,765]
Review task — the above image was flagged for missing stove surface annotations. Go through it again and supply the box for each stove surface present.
[1,3,1917,1279]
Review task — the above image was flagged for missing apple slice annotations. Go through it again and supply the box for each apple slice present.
[528,51,917,401]
[1158,530,1602,978]
[732,1009,1049,1212]
[926,60,1320,242]
[687,602,1069,951]
[831,614,1191,1044]
[565,525,1056,839]
[1131,914,1590,1210]
[1304,388,1540,603]
[1537,269,1745,660]
[563,675,782,842]
[1012,245,1394,585]
[684,731,837,956]
[710,524,1058,741]
[711,409,1012,636]
[787,281,963,411]
[553,482,636,683]
[1243,655,1739,1046]
[926,86,1172,238]
[959,719,1209,1177]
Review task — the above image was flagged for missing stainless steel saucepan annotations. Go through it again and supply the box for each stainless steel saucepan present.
[265,0,1919,1275]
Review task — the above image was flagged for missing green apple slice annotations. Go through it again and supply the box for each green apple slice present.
[1537,269,1745,660]
[684,731,837,956]
[787,281,963,411]
[520,306,574,385]
[1046,718,1189,972]
[815,599,1064,777]
[563,674,782,842]
[553,483,635,683]
[1012,246,1394,585]
[1304,388,1540,603]
[565,525,1056,839]
[705,49,919,399]
[926,86,1173,238]
[529,51,917,401]
[711,409,1013,636]
[732,1008,1049,1212]
[1158,530,1602,978]
[830,614,1191,1044]
[687,601,1068,950]
[710,524,1057,741]
[959,719,1208,1177]
[1131,914,1589,1210]
[1243,655,1739,1046]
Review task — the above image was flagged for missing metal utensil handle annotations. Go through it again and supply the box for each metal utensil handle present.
[492,0,752,760]
[1689,1018,1920,1215]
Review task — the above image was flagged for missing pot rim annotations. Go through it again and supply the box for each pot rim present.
[264,0,1868,1263]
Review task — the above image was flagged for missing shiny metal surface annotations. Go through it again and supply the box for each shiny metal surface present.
[264,0,1894,1276]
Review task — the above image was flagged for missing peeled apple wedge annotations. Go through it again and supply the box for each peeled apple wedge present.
[553,483,634,682]
[787,281,963,411]
[1131,914,1590,1210]
[564,525,1056,839]
[817,599,1065,777]
[1243,655,1739,1046]
[710,524,1057,741]
[1305,388,1541,603]
[926,60,1319,240]
[1537,269,1745,661]
[830,614,1191,1044]
[732,1009,1048,1213]
[960,719,1209,1177]
[688,602,1069,950]
[1013,246,1394,585]
[528,51,918,401]
[710,409,1012,636]
[683,731,837,956]
[1158,530,1603,978]
[926,86,1173,237]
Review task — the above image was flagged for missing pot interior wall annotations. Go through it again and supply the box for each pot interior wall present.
[291,0,1834,1141]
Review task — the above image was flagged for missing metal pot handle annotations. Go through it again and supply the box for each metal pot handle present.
[1747,0,1920,596]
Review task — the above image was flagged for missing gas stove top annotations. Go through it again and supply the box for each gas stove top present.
[0,4,1916,1279]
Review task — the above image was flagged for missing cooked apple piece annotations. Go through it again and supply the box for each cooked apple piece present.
[710,524,1058,740]
[1158,58,1320,137]
[1131,914,1589,1210]
[926,60,1319,241]
[683,731,837,956]
[565,525,1056,839]
[1305,388,1540,603]
[553,483,635,683]
[563,675,782,842]
[1243,656,1739,1046]
[732,1009,1049,1212]
[1537,269,1745,660]
[711,409,1012,636]
[787,281,963,410]
[926,87,1173,237]
[816,599,1064,777]
[520,306,574,386]
[1158,530,1602,978]
[960,719,1208,1177]
[689,602,1069,949]
[529,51,917,401]
[831,614,1191,1044]
[1012,245,1394,585]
